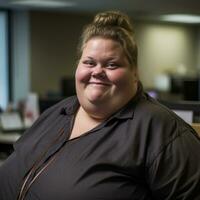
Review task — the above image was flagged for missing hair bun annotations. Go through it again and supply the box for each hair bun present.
[93,11,134,33]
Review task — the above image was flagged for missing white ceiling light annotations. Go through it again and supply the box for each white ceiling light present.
[10,0,76,8]
[160,14,200,24]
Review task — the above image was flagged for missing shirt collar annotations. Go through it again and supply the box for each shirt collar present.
[59,96,79,116]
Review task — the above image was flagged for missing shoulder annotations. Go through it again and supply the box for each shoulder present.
[140,97,200,198]
[12,96,79,171]
[134,93,189,132]
[14,96,78,150]
[133,93,198,164]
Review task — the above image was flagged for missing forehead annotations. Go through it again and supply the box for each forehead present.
[82,37,125,58]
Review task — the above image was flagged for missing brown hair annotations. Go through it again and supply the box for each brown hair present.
[77,11,138,68]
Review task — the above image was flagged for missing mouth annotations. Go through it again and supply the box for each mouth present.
[88,82,110,86]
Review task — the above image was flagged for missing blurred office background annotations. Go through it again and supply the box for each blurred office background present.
[0,0,200,114]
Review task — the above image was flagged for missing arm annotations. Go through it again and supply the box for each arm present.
[0,98,68,200]
[0,152,23,200]
[147,130,200,200]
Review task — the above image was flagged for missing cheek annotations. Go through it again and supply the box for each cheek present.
[107,70,132,85]
[75,66,91,83]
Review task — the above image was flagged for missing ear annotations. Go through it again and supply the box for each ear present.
[132,68,139,82]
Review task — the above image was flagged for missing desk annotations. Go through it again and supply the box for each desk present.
[0,132,22,164]
[0,132,21,144]
[192,123,200,137]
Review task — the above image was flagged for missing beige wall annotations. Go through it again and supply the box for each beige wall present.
[197,27,200,70]
[30,11,199,95]
[135,22,198,88]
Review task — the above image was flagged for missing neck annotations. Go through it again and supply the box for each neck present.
[79,105,107,122]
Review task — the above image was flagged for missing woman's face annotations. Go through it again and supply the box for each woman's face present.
[75,37,138,117]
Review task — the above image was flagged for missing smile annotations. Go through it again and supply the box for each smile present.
[89,82,110,86]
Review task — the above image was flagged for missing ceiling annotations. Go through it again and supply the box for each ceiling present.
[0,0,200,20]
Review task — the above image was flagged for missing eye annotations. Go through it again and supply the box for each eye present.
[107,63,120,70]
[82,60,96,67]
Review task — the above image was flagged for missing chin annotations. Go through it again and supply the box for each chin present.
[87,96,105,105]
[85,90,109,103]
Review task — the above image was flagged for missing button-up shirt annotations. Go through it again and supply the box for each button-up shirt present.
[0,87,200,200]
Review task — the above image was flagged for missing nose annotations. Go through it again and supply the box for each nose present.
[92,65,106,78]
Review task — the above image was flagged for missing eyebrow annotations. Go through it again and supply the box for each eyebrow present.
[85,56,93,59]
[83,55,120,61]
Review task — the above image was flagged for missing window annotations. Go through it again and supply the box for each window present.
[0,11,9,110]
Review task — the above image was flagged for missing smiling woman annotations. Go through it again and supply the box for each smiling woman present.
[75,37,138,120]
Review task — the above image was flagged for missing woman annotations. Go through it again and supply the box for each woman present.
[0,11,200,200]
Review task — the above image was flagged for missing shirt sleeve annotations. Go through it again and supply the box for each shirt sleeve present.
[0,152,23,200]
[0,108,53,200]
[147,129,200,200]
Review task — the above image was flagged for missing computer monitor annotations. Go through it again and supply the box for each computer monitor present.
[182,78,200,101]
[39,98,62,114]
[170,75,183,94]
[159,100,200,123]
[60,77,76,97]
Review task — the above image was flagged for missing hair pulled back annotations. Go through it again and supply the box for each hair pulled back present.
[78,11,138,67]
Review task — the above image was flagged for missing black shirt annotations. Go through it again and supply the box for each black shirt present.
[0,88,200,200]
